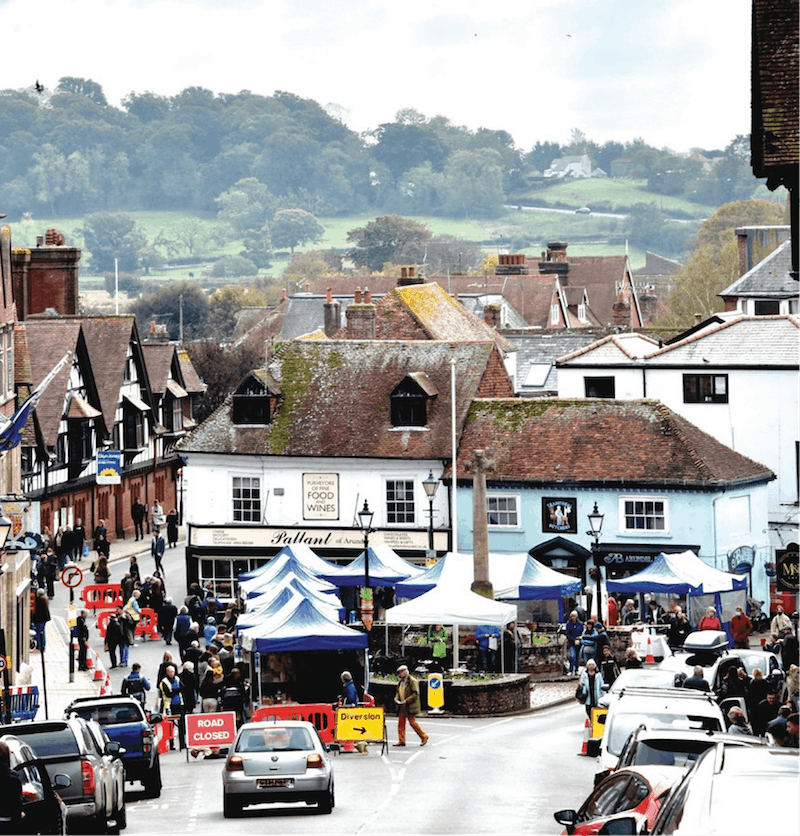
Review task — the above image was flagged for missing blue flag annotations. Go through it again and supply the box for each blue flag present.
[0,394,38,452]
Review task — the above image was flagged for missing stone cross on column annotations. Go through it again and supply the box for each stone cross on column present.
[466,448,494,600]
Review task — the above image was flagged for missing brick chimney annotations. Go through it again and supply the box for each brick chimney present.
[323,287,341,337]
[538,242,570,282]
[346,286,376,338]
[397,265,423,287]
[11,229,81,320]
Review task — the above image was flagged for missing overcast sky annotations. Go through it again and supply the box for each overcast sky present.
[4,0,752,153]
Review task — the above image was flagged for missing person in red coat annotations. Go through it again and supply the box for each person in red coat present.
[730,606,753,649]
[698,606,722,631]
[607,596,620,627]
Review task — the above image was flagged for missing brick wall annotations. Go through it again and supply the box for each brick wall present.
[11,237,81,320]
[476,347,515,398]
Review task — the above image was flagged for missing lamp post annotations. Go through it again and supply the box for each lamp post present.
[0,511,13,725]
[586,502,605,622]
[422,471,440,556]
[357,500,375,631]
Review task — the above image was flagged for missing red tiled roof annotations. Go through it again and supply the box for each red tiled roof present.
[454,398,774,488]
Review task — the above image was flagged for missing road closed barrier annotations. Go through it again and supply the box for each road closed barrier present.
[81,584,124,611]
[135,608,159,640]
[185,711,237,750]
[251,703,336,743]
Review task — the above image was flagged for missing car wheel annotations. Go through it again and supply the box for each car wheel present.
[113,802,127,832]
[143,756,162,798]
[317,781,334,814]
[223,796,241,818]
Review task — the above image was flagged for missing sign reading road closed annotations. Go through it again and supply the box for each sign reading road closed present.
[335,706,385,742]
[185,711,237,749]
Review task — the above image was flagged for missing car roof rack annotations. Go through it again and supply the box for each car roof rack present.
[616,686,716,702]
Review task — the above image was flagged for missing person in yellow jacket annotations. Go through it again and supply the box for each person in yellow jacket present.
[393,665,428,747]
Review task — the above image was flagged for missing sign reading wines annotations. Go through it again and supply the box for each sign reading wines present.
[302,473,339,520]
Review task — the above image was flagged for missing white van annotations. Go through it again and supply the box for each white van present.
[588,686,726,784]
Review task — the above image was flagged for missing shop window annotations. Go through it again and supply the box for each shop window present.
[683,374,728,404]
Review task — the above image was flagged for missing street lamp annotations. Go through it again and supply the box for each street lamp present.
[586,502,605,621]
[357,500,375,631]
[422,471,440,554]
[0,510,12,726]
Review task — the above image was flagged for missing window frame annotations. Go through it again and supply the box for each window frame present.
[584,376,616,398]
[232,475,262,523]
[486,493,521,528]
[619,495,669,534]
[385,479,415,525]
[683,374,728,404]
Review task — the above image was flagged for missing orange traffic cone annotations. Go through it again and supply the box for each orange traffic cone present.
[341,740,356,753]
[645,635,655,664]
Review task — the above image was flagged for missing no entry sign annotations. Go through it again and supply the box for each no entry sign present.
[185,711,237,748]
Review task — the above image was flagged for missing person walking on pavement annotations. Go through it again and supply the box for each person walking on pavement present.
[730,606,753,649]
[128,555,141,586]
[667,607,693,650]
[75,609,90,671]
[159,665,186,749]
[698,606,722,632]
[93,519,107,556]
[166,508,179,549]
[577,658,605,719]
[565,610,584,676]
[151,500,164,536]
[121,662,151,706]
[105,611,125,669]
[339,671,359,706]
[158,597,178,645]
[393,664,428,747]
[151,532,166,576]
[121,589,142,655]
[131,499,145,542]
[179,661,199,715]
[73,518,86,561]
[62,526,77,564]
[32,589,50,651]
[92,555,110,585]
[475,624,500,672]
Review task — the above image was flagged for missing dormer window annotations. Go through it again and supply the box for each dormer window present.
[232,373,279,426]
[390,373,437,428]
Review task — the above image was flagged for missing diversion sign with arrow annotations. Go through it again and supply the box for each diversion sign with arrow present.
[335,706,386,751]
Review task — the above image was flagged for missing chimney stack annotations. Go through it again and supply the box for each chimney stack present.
[346,287,376,338]
[323,287,341,337]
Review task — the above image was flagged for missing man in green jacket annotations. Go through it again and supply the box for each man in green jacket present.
[393,665,428,747]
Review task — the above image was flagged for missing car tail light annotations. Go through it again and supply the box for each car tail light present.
[225,756,244,772]
[306,754,324,768]
[142,728,153,754]
[81,760,95,795]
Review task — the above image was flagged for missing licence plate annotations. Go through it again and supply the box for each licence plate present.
[257,778,293,788]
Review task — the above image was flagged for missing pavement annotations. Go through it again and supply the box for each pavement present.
[24,532,163,721]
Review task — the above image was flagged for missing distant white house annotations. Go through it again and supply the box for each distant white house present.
[544,154,592,179]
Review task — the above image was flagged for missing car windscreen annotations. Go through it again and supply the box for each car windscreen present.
[237,727,313,752]
[11,726,79,757]
[70,705,143,725]
[630,739,714,768]
[609,714,722,756]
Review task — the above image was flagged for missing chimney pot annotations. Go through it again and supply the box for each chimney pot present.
[354,287,362,304]
[326,287,332,303]
[409,266,415,278]
[365,287,372,304]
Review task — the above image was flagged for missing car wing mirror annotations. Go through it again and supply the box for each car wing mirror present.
[598,815,641,835]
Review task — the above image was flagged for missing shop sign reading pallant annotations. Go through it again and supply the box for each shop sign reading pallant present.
[185,711,237,748]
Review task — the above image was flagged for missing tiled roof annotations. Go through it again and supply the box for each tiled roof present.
[718,241,797,298]
[141,344,175,395]
[177,350,206,394]
[24,319,82,448]
[80,317,139,425]
[454,399,774,488]
[557,333,661,365]
[504,331,606,392]
[178,340,510,459]
[643,315,799,367]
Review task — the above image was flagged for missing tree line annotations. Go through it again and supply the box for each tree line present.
[0,78,768,227]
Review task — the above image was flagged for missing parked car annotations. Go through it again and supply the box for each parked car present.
[222,720,334,817]
[10,717,126,833]
[65,695,162,797]
[575,206,592,214]
[658,631,786,704]
[599,668,679,708]
[589,687,725,784]
[554,765,677,835]
[0,733,69,835]
[603,745,800,835]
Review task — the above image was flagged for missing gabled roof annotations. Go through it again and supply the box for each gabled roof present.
[141,343,177,396]
[504,330,606,393]
[23,319,83,448]
[643,315,799,367]
[79,317,142,424]
[454,399,774,489]
[718,241,797,299]
[557,333,661,365]
[177,349,206,394]
[179,340,513,459]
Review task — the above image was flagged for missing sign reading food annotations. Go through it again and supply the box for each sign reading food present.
[96,450,121,485]
[302,473,339,520]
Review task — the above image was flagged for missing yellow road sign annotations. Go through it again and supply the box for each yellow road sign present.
[591,706,608,739]
[335,706,385,742]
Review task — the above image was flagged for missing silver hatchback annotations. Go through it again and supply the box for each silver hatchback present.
[222,720,334,817]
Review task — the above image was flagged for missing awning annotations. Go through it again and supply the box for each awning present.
[165,379,188,399]
[124,394,151,412]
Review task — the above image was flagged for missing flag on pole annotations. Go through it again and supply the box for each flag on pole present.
[0,351,72,453]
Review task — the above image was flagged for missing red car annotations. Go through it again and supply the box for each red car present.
[554,766,678,835]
